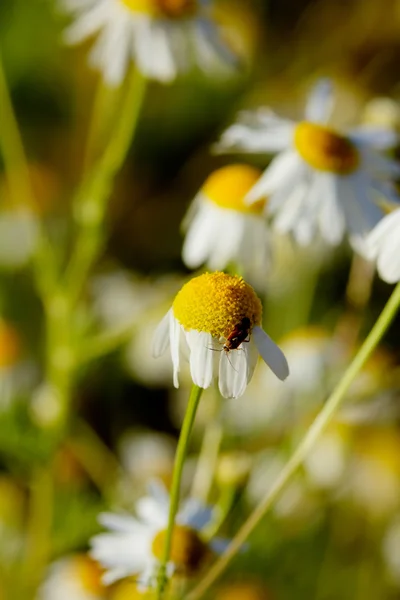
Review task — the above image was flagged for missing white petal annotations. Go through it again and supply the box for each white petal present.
[98,512,141,533]
[218,348,248,399]
[207,213,243,271]
[367,209,400,252]
[177,499,213,530]
[63,2,109,44]
[136,498,168,528]
[349,126,398,150]
[192,17,238,74]
[317,174,346,245]
[169,312,181,388]
[182,203,222,269]
[245,338,259,383]
[305,78,334,124]
[245,150,299,204]
[152,310,171,358]
[252,326,289,381]
[216,118,294,154]
[186,330,214,389]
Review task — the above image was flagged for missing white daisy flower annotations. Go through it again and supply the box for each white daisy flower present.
[60,0,236,86]
[90,482,228,586]
[37,554,106,600]
[152,272,289,399]
[182,164,271,285]
[366,207,400,283]
[216,79,400,247]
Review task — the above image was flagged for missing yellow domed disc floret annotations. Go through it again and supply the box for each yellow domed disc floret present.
[74,555,105,596]
[202,165,266,214]
[294,122,359,175]
[151,525,208,574]
[121,0,197,18]
[172,272,262,339]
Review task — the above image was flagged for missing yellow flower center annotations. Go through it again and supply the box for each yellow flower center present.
[215,582,271,600]
[74,556,105,595]
[172,272,262,339]
[151,525,208,574]
[202,165,265,214]
[110,581,155,600]
[121,0,197,18]
[0,322,21,368]
[294,121,359,175]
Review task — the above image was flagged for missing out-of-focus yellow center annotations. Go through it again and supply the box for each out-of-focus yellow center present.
[121,0,197,18]
[215,581,272,600]
[0,322,21,368]
[151,525,208,573]
[294,122,359,175]
[74,555,105,595]
[110,580,155,600]
[202,165,266,214]
[172,272,262,339]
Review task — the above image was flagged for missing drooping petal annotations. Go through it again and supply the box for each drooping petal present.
[186,330,214,389]
[252,326,289,381]
[304,78,334,124]
[218,348,248,399]
[169,312,181,388]
[152,310,171,358]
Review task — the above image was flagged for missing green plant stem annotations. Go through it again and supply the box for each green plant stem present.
[22,467,53,597]
[187,281,400,600]
[79,318,139,364]
[66,68,146,303]
[0,53,56,298]
[157,385,203,599]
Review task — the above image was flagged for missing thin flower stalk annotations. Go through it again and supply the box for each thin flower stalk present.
[156,384,203,599]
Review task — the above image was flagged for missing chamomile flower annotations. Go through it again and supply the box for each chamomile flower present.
[61,0,236,86]
[152,272,289,399]
[366,207,400,283]
[182,164,271,284]
[37,554,106,600]
[217,79,400,247]
[90,482,228,586]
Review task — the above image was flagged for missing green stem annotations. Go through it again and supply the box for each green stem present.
[0,53,34,209]
[79,318,139,364]
[157,385,203,599]
[0,52,56,298]
[66,68,146,303]
[187,281,400,600]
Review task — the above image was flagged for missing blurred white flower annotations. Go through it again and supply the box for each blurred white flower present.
[366,207,400,283]
[182,164,271,286]
[217,79,400,247]
[37,554,106,600]
[0,210,39,270]
[61,0,236,85]
[118,429,176,486]
[152,272,289,399]
[90,482,228,585]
